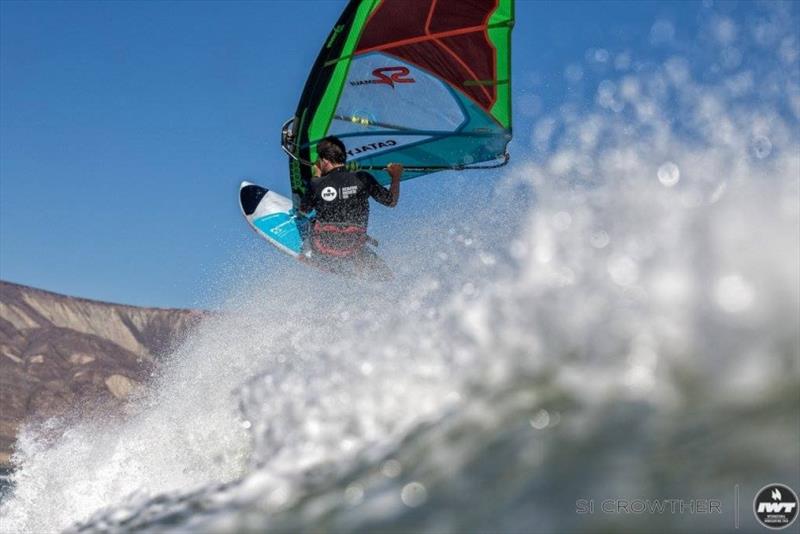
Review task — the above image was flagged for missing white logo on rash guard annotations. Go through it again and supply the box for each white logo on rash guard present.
[321,187,337,201]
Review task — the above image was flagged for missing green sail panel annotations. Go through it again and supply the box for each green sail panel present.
[287,0,514,204]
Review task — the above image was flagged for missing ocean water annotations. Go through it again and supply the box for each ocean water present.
[1,5,799,534]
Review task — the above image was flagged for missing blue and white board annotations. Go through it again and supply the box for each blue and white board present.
[239,181,393,280]
[239,181,310,258]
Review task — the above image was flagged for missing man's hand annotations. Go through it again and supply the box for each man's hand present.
[312,161,321,178]
[386,163,404,180]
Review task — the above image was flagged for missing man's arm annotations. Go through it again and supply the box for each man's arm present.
[298,163,323,215]
[385,163,402,207]
[362,164,402,207]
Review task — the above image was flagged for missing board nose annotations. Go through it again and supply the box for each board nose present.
[239,182,268,216]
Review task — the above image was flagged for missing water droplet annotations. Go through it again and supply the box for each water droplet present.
[462,282,476,296]
[565,64,583,82]
[241,420,252,429]
[479,252,496,266]
[664,56,691,86]
[550,411,562,427]
[590,230,610,249]
[657,162,681,187]
[715,274,755,313]
[650,20,675,45]
[268,486,291,508]
[608,255,639,286]
[344,484,364,505]
[626,364,655,392]
[620,77,640,100]
[597,80,617,109]
[382,459,402,478]
[529,409,550,429]
[445,391,462,403]
[401,482,428,507]
[535,243,554,264]
[709,182,727,204]
[714,17,737,45]
[751,136,772,159]
[615,52,632,71]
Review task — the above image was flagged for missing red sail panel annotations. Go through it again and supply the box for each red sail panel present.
[355,0,498,112]
[428,0,493,32]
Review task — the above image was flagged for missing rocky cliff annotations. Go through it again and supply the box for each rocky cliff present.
[0,281,203,468]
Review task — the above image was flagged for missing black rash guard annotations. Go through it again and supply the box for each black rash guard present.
[301,168,394,228]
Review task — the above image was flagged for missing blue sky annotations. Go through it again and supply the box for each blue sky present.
[0,0,789,308]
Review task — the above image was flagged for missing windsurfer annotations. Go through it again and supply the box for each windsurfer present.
[299,136,402,277]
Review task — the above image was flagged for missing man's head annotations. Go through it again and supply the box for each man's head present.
[315,136,347,175]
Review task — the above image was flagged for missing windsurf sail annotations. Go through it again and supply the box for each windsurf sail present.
[281,0,514,206]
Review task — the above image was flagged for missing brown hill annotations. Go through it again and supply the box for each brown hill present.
[0,281,203,468]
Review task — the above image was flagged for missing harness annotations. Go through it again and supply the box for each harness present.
[311,221,367,257]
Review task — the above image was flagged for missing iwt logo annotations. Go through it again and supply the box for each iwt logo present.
[754,484,798,529]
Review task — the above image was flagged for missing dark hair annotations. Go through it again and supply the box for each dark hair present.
[317,136,347,165]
